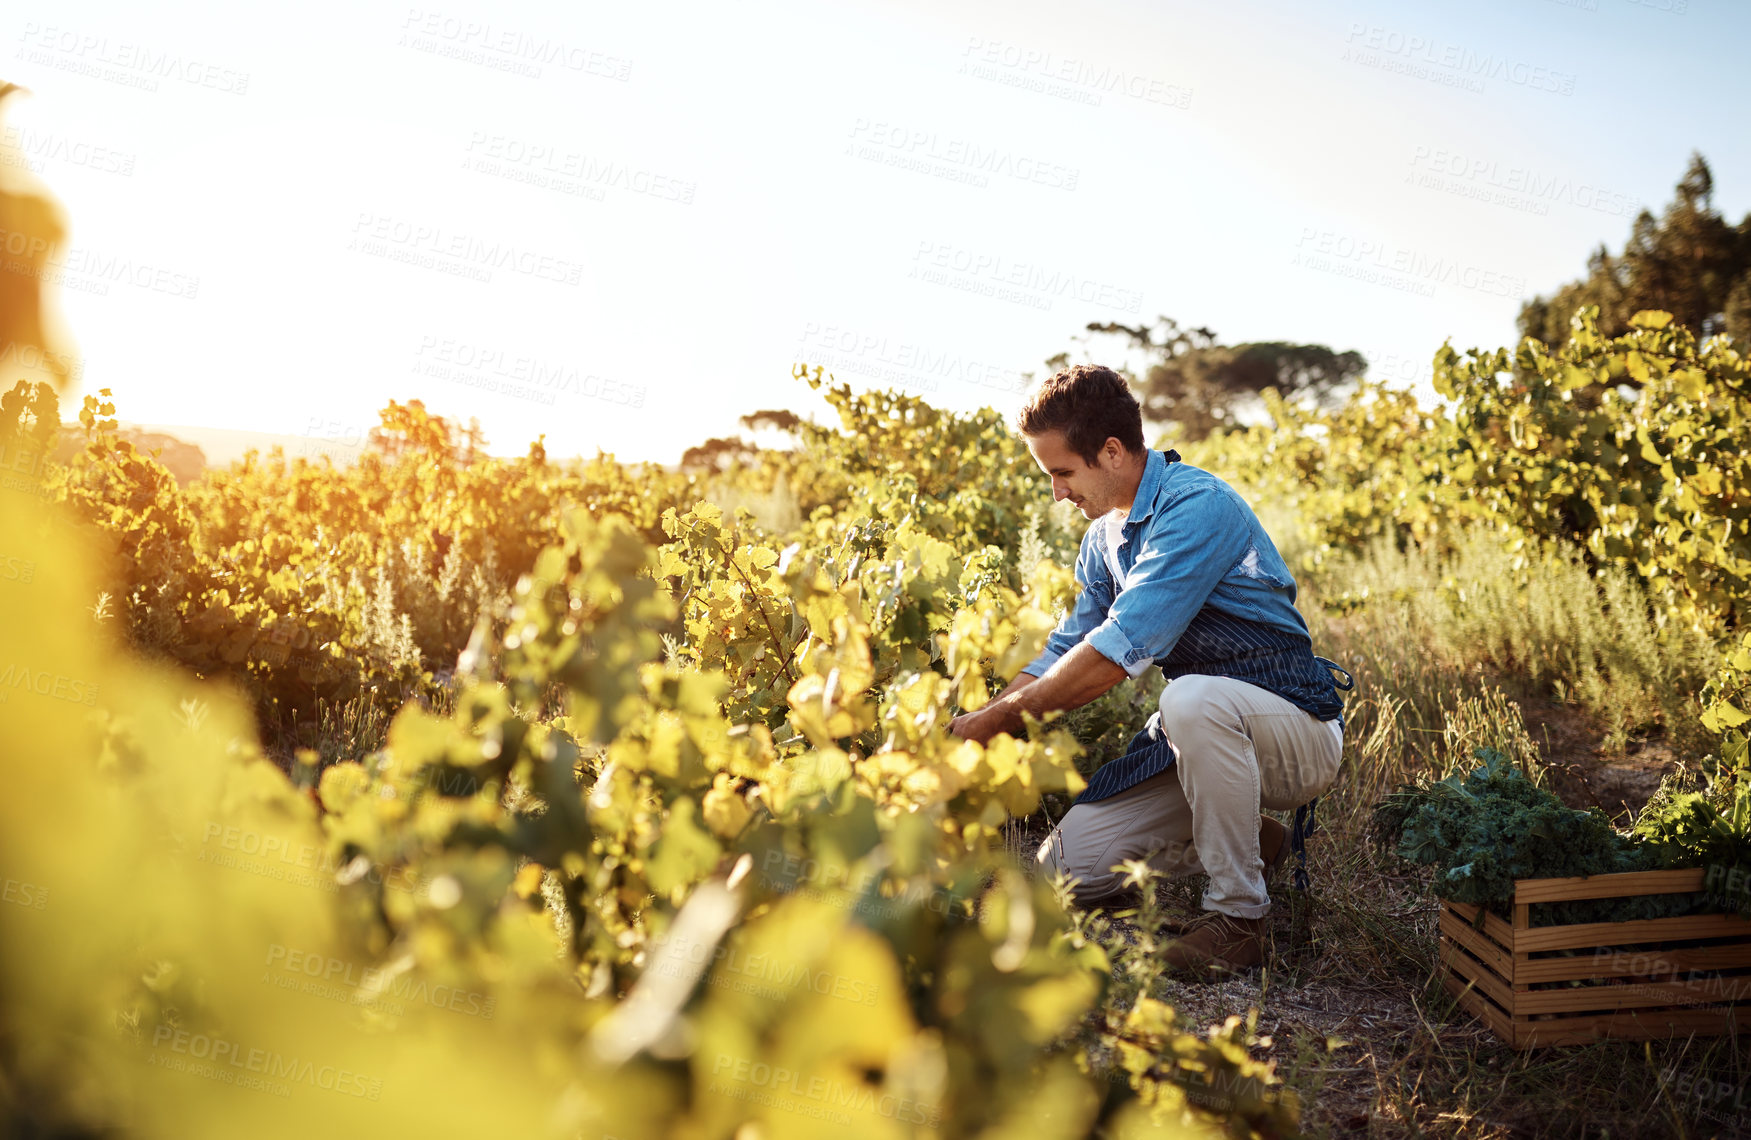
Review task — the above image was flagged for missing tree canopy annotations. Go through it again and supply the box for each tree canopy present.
[1050,317,1367,441]
[1518,152,1751,349]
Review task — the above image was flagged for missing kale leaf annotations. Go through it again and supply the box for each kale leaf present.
[1372,748,1716,925]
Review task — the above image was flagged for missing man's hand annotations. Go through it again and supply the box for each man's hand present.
[948,671,1037,745]
[946,645,1129,744]
[948,705,1006,745]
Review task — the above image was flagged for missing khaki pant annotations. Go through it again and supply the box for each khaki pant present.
[1036,674,1342,919]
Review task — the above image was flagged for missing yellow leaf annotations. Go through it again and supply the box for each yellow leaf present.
[1705,700,1750,730]
[317,761,371,813]
[646,798,721,897]
[511,862,545,899]
[701,775,753,837]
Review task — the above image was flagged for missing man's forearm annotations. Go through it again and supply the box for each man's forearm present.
[990,672,1040,703]
[979,643,1128,737]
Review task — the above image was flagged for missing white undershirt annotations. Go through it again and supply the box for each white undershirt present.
[1099,508,1129,587]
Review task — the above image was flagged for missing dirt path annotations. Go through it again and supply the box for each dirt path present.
[1512,691,1680,823]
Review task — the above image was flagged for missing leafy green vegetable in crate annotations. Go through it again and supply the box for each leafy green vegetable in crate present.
[1634,775,1751,919]
[1373,749,1709,924]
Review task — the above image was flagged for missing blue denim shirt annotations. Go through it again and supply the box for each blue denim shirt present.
[1023,448,1349,801]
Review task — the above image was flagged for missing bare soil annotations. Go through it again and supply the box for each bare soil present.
[1511,692,1680,823]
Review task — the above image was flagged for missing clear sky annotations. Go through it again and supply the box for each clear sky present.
[3,0,1746,465]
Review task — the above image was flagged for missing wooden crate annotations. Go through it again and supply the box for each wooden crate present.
[1438,867,1751,1048]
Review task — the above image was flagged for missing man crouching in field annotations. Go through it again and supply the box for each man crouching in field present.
[948,364,1348,977]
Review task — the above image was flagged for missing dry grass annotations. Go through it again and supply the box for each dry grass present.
[1318,528,1718,760]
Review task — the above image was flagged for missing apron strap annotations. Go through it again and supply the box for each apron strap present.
[1291,798,1318,892]
[1314,655,1355,692]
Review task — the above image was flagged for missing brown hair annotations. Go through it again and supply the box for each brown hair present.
[1016,364,1145,466]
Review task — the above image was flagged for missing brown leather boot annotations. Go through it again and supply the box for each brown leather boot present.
[1161,910,1270,977]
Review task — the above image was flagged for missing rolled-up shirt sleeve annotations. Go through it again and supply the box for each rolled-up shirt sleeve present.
[1021,526,1115,678]
[1083,485,1253,677]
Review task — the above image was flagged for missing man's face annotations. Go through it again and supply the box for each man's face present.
[1026,429,1123,520]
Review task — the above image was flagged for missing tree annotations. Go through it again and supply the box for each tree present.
[1518,152,1751,349]
[679,410,815,473]
[367,399,486,465]
[738,408,804,435]
[1066,316,1366,441]
[679,435,758,474]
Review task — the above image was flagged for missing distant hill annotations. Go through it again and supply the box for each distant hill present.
[45,423,681,480]
[121,423,373,470]
[51,424,209,484]
[50,422,371,483]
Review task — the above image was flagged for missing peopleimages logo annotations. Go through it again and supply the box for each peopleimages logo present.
[708,1053,941,1127]
[1704,862,1751,904]
[1589,946,1747,1009]
[909,240,1143,314]
[148,1026,382,1100]
[397,8,630,80]
[795,321,1032,396]
[411,336,647,408]
[0,555,38,584]
[15,22,251,94]
[0,343,83,385]
[654,932,881,1007]
[0,663,99,707]
[1,874,48,910]
[0,228,201,300]
[1292,228,1527,300]
[263,943,495,1019]
[348,213,584,286]
[198,821,421,894]
[1342,23,1577,96]
[958,37,1193,109]
[463,133,695,204]
[846,118,1079,191]
[0,126,137,176]
[1407,146,1639,219]
[1658,1065,1747,1130]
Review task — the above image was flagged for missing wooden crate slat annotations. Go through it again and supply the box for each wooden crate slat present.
[1513,868,1708,904]
[1439,908,1516,979]
[1514,973,1751,1015]
[1440,939,1516,1011]
[1517,1003,1751,1048]
[1515,912,1751,953]
[1442,968,1514,1041]
[1443,900,1518,947]
[1517,942,1751,984]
